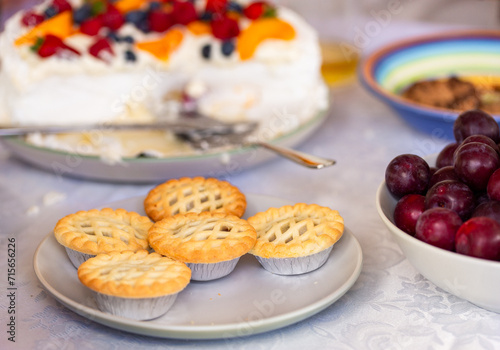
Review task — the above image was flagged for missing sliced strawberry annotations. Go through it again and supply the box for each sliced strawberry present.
[100,4,124,31]
[243,2,265,20]
[148,9,174,32]
[211,16,240,40]
[80,17,103,36]
[37,34,80,58]
[52,0,72,13]
[37,35,62,58]
[206,0,228,14]
[172,1,197,25]
[89,37,114,61]
[21,11,45,27]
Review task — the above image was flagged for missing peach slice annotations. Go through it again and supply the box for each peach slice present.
[237,18,295,60]
[136,28,184,61]
[114,0,146,13]
[187,21,211,36]
[15,11,74,46]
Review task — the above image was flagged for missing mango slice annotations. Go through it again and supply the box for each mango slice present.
[187,21,211,36]
[15,11,74,46]
[114,0,146,13]
[136,28,184,61]
[237,18,295,61]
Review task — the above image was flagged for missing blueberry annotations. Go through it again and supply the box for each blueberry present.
[221,40,235,56]
[125,10,147,25]
[136,20,150,33]
[148,1,161,10]
[201,44,211,59]
[199,11,213,22]
[121,35,135,44]
[227,1,243,13]
[73,4,92,24]
[125,50,137,62]
[107,31,120,42]
[44,5,58,19]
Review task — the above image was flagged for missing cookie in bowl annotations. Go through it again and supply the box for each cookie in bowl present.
[148,212,256,281]
[248,203,344,275]
[54,208,153,268]
[78,250,191,320]
[144,177,246,222]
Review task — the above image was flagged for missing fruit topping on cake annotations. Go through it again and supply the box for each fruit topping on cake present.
[135,28,184,60]
[237,18,295,60]
[13,0,293,62]
[32,34,81,58]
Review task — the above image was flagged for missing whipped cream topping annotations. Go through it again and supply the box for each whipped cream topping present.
[0,0,328,158]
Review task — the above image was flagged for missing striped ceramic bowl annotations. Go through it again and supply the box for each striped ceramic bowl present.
[360,30,500,139]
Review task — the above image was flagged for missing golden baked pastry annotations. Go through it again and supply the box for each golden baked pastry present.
[54,208,152,255]
[148,212,257,264]
[248,203,344,258]
[144,177,246,222]
[78,250,191,298]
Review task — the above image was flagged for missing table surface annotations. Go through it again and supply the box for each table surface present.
[2,2,500,349]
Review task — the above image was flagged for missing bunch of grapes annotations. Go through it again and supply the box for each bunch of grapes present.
[385,109,500,261]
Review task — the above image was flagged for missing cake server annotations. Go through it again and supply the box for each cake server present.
[249,142,336,169]
[0,115,258,137]
[178,131,336,169]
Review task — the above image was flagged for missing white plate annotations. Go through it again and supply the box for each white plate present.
[33,194,363,339]
[3,111,327,183]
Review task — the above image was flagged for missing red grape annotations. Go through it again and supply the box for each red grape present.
[429,167,437,178]
[471,200,500,224]
[461,134,500,155]
[456,217,500,261]
[487,168,500,201]
[454,142,500,191]
[415,207,462,251]
[436,142,459,168]
[453,109,500,143]
[385,154,430,198]
[394,194,426,236]
[428,166,460,189]
[425,180,475,220]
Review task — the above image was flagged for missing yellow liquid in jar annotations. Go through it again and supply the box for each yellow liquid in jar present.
[320,41,359,87]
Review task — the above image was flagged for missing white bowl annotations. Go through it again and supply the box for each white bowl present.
[376,155,500,313]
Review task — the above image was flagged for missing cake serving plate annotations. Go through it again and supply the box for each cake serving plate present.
[1,110,328,183]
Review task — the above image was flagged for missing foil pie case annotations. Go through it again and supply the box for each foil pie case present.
[254,246,334,275]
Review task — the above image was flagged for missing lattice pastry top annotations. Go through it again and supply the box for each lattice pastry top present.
[54,208,153,255]
[247,203,344,258]
[148,212,257,264]
[78,250,191,298]
[144,177,246,222]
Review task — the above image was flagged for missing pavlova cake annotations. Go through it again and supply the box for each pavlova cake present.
[0,0,328,159]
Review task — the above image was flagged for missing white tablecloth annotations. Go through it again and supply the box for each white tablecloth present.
[1,11,500,349]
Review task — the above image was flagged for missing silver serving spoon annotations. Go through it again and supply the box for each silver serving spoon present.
[251,141,335,169]
[0,113,336,169]
[178,129,335,169]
